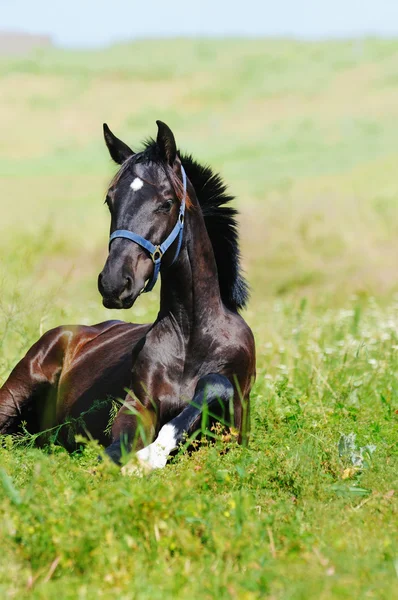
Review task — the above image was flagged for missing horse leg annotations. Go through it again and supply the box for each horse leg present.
[0,327,72,435]
[104,397,158,464]
[122,373,234,473]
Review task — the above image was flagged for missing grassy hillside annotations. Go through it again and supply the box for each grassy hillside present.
[0,39,397,598]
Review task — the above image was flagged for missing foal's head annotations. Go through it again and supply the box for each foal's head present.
[98,121,187,309]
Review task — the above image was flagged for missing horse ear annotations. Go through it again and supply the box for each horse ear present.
[103,123,134,164]
[156,120,177,166]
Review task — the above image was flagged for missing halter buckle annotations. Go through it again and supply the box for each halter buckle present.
[150,245,163,262]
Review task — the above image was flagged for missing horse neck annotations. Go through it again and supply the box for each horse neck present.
[158,191,223,338]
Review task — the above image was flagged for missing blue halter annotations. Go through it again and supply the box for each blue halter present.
[109,166,187,293]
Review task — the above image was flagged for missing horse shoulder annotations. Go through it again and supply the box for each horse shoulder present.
[211,311,256,386]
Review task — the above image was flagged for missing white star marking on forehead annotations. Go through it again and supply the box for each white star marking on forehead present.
[130,177,144,191]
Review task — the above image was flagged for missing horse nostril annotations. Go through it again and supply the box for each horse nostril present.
[118,275,133,300]
[125,276,133,294]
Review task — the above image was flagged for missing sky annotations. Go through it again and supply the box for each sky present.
[1,0,398,48]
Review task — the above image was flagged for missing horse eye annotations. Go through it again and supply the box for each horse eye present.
[158,199,173,212]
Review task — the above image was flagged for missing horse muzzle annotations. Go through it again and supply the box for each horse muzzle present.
[97,271,138,309]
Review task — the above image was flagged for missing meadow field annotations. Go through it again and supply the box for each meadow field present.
[0,38,397,598]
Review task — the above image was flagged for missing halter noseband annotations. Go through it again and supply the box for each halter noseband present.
[108,166,187,293]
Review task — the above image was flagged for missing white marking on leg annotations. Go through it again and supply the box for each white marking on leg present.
[130,177,144,191]
[136,424,177,470]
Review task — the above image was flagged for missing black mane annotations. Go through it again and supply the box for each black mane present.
[180,153,249,312]
[138,141,249,312]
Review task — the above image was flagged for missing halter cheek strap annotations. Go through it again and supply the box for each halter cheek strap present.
[109,166,187,293]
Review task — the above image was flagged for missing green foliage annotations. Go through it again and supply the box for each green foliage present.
[0,38,398,598]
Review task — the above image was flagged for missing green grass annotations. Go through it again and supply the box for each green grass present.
[0,38,397,598]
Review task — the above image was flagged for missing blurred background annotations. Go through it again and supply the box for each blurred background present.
[1,0,398,376]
